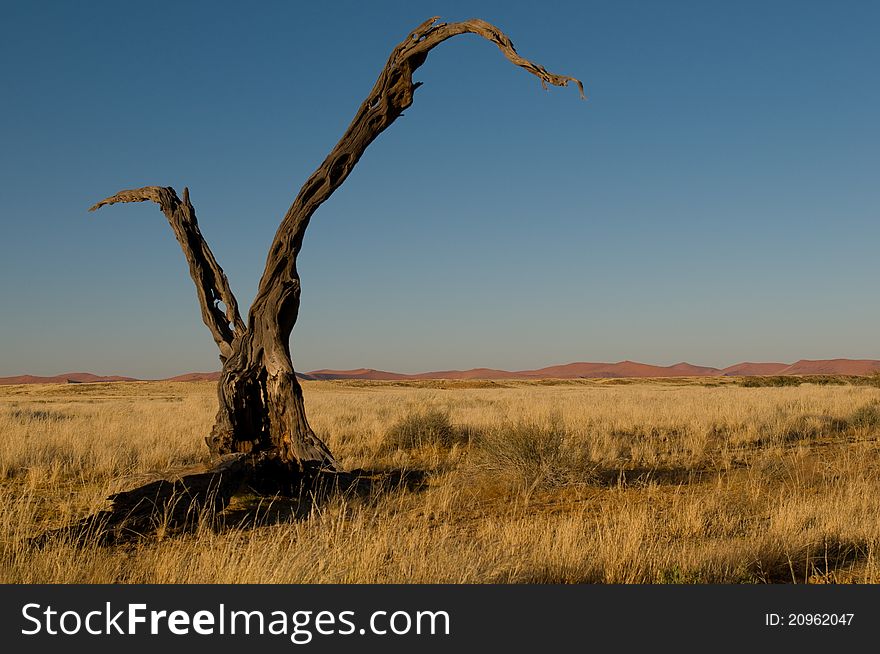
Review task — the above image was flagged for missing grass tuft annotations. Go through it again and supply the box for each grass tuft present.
[468,418,596,492]
[383,408,467,450]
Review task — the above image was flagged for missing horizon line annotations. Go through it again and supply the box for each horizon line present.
[4,356,880,383]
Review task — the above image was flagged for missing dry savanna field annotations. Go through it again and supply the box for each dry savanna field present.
[2,376,880,583]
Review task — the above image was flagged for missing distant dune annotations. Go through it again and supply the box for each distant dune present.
[306,368,412,381]
[311,361,727,381]
[520,361,722,378]
[0,372,139,385]
[411,367,515,380]
[776,359,880,376]
[721,362,790,376]
[3,358,880,385]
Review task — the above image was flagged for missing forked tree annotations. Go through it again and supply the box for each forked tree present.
[86,18,581,524]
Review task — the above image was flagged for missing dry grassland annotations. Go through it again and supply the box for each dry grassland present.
[2,377,879,583]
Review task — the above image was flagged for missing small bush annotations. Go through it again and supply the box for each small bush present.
[740,376,803,388]
[469,418,595,491]
[856,373,880,388]
[740,375,860,388]
[383,408,466,450]
[848,402,880,431]
[9,408,70,422]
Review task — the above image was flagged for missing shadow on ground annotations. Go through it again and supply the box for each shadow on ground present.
[219,467,430,528]
[32,467,430,546]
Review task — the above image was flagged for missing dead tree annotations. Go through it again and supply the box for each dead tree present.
[85,17,582,528]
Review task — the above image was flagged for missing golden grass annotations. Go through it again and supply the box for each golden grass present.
[2,378,879,583]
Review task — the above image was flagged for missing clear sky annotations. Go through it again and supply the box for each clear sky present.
[1,0,878,378]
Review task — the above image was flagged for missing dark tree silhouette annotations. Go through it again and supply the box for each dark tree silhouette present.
[84,17,582,532]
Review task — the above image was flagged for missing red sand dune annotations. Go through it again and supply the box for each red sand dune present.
[305,362,718,381]
[306,368,412,381]
[4,359,880,385]
[411,367,514,380]
[309,359,879,380]
[721,362,790,376]
[0,372,138,385]
[776,359,880,376]
[520,361,722,378]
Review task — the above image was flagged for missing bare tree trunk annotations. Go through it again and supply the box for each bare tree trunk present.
[79,17,581,533]
[208,319,336,469]
[88,187,336,475]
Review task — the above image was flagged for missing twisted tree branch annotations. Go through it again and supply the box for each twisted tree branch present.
[89,185,245,359]
[408,18,585,95]
[249,16,583,335]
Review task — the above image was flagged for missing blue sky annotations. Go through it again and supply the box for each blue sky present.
[1,0,878,377]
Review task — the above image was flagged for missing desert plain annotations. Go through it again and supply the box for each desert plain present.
[2,373,880,583]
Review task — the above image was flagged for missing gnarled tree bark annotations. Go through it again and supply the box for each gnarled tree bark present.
[84,17,581,529]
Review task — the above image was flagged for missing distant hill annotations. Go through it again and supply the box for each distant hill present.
[721,362,790,376]
[306,368,412,381]
[775,359,880,376]
[3,358,880,385]
[0,372,139,385]
[410,367,514,380]
[309,361,727,381]
[519,361,722,378]
[306,359,880,380]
